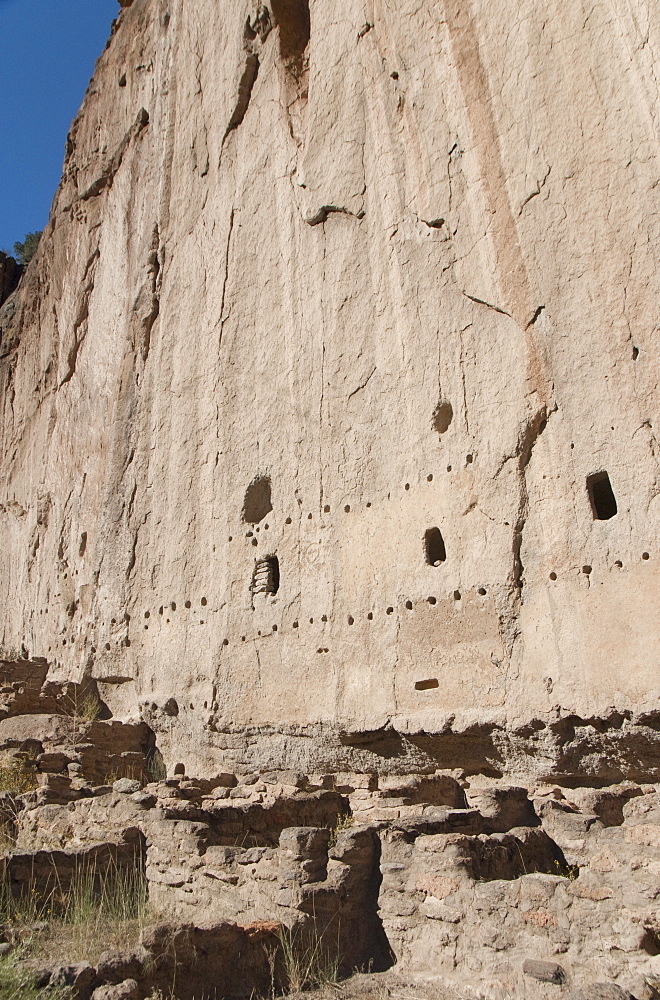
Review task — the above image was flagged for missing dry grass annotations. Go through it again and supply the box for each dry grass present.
[0,859,153,967]
[0,760,38,796]
[276,922,341,993]
[60,689,102,749]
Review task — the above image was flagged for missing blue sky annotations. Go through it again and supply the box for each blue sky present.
[0,0,118,254]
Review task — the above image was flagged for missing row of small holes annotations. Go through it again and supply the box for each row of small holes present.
[548,553,651,580]
[226,592,488,644]
[51,553,653,651]
[228,469,479,537]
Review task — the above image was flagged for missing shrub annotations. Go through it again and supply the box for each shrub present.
[12,232,42,267]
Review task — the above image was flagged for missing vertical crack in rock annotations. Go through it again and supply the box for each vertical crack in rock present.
[511,406,554,600]
[217,209,235,350]
[77,109,149,203]
[223,53,260,142]
[492,405,555,662]
[132,224,161,366]
[222,9,273,147]
[59,249,100,387]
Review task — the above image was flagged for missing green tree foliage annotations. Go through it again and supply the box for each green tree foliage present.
[13,231,42,266]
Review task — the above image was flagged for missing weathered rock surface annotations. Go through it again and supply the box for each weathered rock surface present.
[0,0,657,782]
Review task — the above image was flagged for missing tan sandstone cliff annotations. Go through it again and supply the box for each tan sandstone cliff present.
[0,0,658,781]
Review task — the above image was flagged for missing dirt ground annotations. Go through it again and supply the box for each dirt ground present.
[280,971,463,1000]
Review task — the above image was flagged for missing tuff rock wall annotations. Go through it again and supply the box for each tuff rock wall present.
[0,0,658,780]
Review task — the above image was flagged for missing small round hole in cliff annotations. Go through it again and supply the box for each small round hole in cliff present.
[243,476,273,524]
[201,597,207,606]
[271,0,310,78]
[432,400,453,435]
[549,572,557,581]
[643,551,650,560]
[405,600,413,610]
[425,527,446,566]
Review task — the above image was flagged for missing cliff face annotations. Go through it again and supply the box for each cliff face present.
[0,0,658,779]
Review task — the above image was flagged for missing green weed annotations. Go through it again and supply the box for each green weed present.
[0,948,72,1000]
[328,812,354,849]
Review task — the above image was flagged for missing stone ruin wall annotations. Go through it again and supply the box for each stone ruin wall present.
[0,0,659,781]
